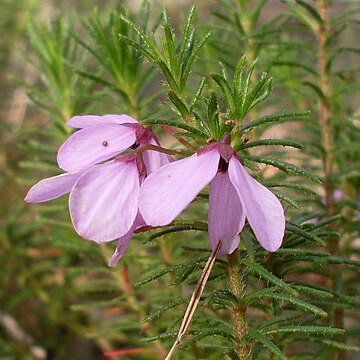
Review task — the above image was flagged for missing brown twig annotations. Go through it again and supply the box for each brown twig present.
[165,241,222,360]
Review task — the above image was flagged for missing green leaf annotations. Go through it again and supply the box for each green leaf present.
[240,111,310,132]
[190,77,206,112]
[302,81,328,102]
[158,60,179,92]
[285,0,318,30]
[251,0,268,25]
[211,73,235,111]
[247,77,272,112]
[286,223,326,247]
[270,189,300,209]
[168,90,191,117]
[144,331,178,342]
[292,284,333,299]
[191,328,235,342]
[180,32,211,91]
[248,330,288,360]
[144,298,187,322]
[144,224,207,243]
[248,156,322,183]
[162,10,177,74]
[118,33,154,60]
[264,326,344,336]
[141,118,208,138]
[245,289,327,317]
[179,5,196,61]
[135,264,184,287]
[234,55,247,100]
[320,339,360,352]
[266,182,317,197]
[257,315,302,331]
[241,258,297,296]
[239,138,304,150]
[325,24,347,48]
[295,0,323,25]
[120,15,159,58]
[272,60,318,76]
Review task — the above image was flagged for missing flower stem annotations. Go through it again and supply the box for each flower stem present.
[317,0,335,220]
[227,250,250,359]
[136,143,183,157]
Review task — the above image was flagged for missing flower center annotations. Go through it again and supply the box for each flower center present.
[218,157,229,173]
[130,142,140,150]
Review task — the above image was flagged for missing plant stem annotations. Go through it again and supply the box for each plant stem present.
[318,0,335,221]
[227,250,250,359]
[317,1,345,358]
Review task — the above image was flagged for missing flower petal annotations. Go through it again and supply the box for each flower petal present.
[69,160,139,243]
[142,138,172,175]
[25,172,83,203]
[108,224,136,267]
[140,149,220,226]
[108,213,145,267]
[228,157,285,252]
[208,172,245,255]
[67,114,138,128]
[57,124,137,172]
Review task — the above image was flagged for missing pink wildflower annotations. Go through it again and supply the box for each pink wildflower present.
[139,139,285,256]
[25,114,169,252]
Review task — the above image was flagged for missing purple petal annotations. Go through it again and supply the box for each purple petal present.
[69,160,139,243]
[25,171,84,203]
[108,224,136,267]
[57,124,137,172]
[142,138,172,174]
[108,213,145,267]
[140,149,220,226]
[208,172,245,256]
[67,114,138,128]
[228,157,285,252]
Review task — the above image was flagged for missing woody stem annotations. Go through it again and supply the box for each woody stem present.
[227,250,250,359]
[317,1,344,358]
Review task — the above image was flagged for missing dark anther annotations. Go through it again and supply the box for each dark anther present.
[130,142,140,150]
[102,141,108,147]
[218,157,229,172]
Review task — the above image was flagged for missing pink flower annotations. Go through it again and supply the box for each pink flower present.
[139,140,285,256]
[56,114,168,174]
[25,114,169,248]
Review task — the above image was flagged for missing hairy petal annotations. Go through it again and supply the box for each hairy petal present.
[140,149,220,226]
[25,171,84,203]
[69,161,139,243]
[108,213,145,267]
[228,158,285,252]
[67,114,138,128]
[209,172,245,256]
[57,124,137,172]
